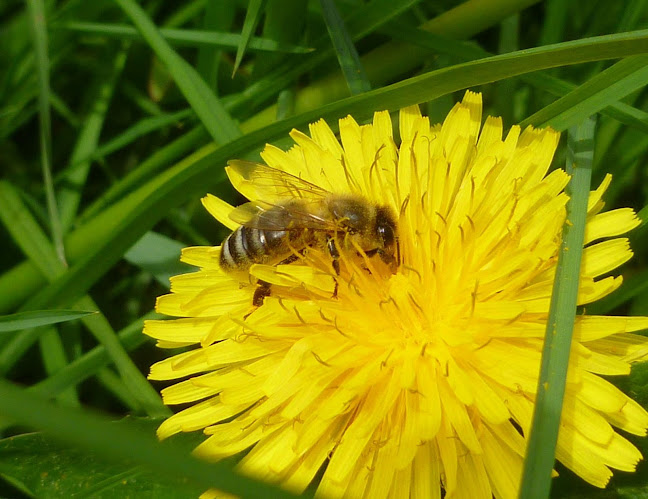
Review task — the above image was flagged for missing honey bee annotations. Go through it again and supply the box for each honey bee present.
[220,160,399,306]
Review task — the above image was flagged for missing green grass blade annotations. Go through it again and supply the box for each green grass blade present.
[57,46,128,234]
[39,327,80,407]
[0,181,167,417]
[60,22,312,53]
[0,310,96,333]
[0,379,300,499]
[538,0,567,46]
[73,295,169,417]
[61,108,194,178]
[196,1,234,90]
[383,23,648,135]
[520,55,648,130]
[78,126,207,224]
[319,0,371,94]
[29,312,156,400]
[114,0,240,143]
[494,14,519,124]
[252,0,307,79]
[0,181,62,278]
[0,312,157,432]
[26,0,65,264]
[519,116,596,499]
[232,0,267,76]
[231,0,421,116]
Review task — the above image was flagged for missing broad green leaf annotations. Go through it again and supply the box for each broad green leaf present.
[124,231,190,288]
[0,310,95,332]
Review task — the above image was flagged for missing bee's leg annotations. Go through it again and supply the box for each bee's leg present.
[250,253,302,309]
[326,237,340,298]
[252,280,272,307]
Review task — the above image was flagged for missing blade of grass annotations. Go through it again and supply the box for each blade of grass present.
[520,55,648,130]
[0,312,157,431]
[26,0,66,264]
[57,44,128,234]
[495,14,519,124]
[229,0,423,116]
[319,0,371,94]
[59,22,312,53]
[196,1,235,90]
[0,181,63,277]
[30,312,156,399]
[39,327,80,407]
[252,0,307,79]
[114,0,240,143]
[95,368,141,410]
[0,181,167,417]
[58,108,194,180]
[232,0,267,76]
[78,126,207,224]
[538,0,568,46]
[519,116,596,499]
[0,379,300,499]
[382,23,648,135]
[0,310,96,332]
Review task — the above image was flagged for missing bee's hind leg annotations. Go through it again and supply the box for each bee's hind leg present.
[326,237,340,298]
[252,280,273,307]
[250,253,302,309]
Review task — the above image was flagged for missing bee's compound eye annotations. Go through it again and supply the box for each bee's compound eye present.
[377,223,395,247]
[375,206,397,248]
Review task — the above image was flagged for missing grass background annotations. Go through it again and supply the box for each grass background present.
[1,0,648,497]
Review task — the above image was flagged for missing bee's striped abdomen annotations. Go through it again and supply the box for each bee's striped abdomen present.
[220,224,289,271]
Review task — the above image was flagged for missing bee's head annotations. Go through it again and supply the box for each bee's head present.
[374,206,399,271]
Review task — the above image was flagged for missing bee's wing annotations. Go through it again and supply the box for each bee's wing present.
[229,201,339,232]
[227,160,330,202]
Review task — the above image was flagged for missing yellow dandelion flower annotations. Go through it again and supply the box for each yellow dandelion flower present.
[145,91,648,498]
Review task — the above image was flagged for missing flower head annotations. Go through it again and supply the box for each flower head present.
[145,91,648,498]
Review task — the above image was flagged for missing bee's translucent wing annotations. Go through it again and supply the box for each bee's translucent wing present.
[228,201,339,232]
[227,160,330,202]
[228,202,266,225]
